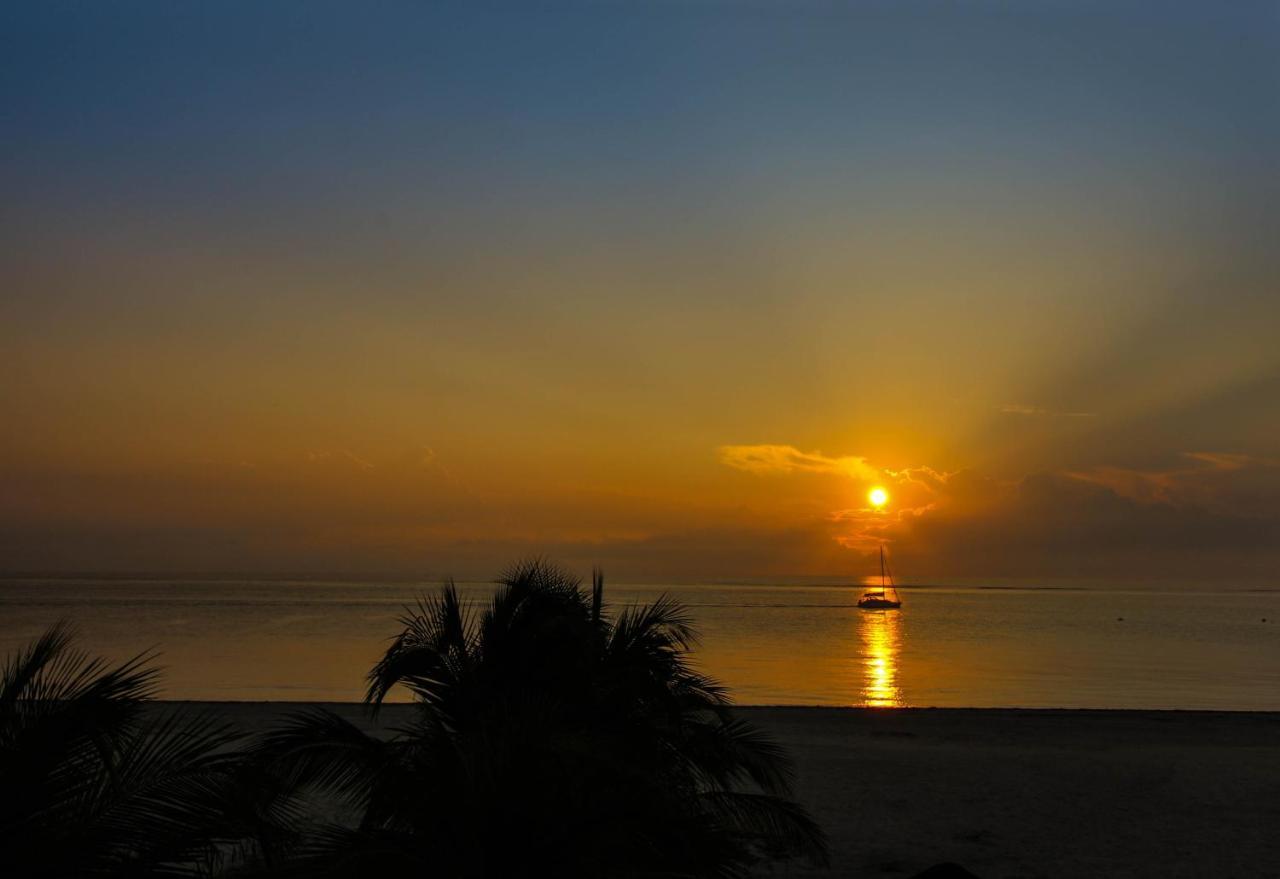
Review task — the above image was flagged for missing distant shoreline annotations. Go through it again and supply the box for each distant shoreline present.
[6,573,1280,592]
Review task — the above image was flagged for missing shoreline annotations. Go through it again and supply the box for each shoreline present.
[158,700,1280,714]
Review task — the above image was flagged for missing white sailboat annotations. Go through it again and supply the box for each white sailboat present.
[858,545,902,610]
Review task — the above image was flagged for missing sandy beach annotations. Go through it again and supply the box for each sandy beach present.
[169,703,1280,878]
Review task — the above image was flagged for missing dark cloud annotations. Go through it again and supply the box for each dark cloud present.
[898,470,1280,580]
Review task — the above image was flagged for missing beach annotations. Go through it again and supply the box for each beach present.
[175,703,1280,878]
[754,708,1280,878]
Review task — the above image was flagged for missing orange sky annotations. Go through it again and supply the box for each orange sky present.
[2,3,1278,581]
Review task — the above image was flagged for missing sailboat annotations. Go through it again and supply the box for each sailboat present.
[858,545,902,610]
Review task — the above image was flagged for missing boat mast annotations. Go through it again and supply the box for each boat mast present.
[881,545,899,601]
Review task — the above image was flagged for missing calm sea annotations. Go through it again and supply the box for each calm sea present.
[1,578,1277,709]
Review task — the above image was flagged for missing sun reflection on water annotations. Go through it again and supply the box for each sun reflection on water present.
[858,609,903,707]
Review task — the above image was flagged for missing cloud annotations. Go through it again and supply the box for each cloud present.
[305,449,375,471]
[826,475,955,551]
[6,430,1277,582]
[715,440,1280,579]
[299,445,460,483]
[999,404,1096,418]
[900,470,1280,578]
[717,445,880,481]
[521,523,854,581]
[1181,451,1271,472]
[1067,450,1280,508]
[404,461,1280,581]
[719,446,963,552]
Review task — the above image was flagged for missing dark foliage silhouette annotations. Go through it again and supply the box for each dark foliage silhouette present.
[255,560,828,877]
[0,623,245,878]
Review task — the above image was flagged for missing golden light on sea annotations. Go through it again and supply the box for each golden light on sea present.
[869,486,889,509]
[858,609,902,707]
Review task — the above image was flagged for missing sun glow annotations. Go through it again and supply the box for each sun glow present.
[868,487,889,509]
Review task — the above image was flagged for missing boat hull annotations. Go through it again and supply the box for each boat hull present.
[857,598,901,610]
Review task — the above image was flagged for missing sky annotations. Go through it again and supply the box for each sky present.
[2,1,1279,582]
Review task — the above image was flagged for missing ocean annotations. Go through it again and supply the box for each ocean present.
[2,577,1277,709]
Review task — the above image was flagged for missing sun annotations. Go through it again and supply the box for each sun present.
[868,486,889,509]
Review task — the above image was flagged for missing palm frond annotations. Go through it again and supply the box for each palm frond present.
[678,715,795,796]
[490,558,590,629]
[1,621,159,724]
[87,710,247,875]
[591,568,605,626]
[288,823,438,877]
[0,627,255,879]
[366,584,470,709]
[610,594,699,654]
[251,708,388,807]
[697,790,829,866]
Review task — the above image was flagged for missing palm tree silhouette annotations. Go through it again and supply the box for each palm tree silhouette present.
[0,623,246,878]
[256,560,828,877]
